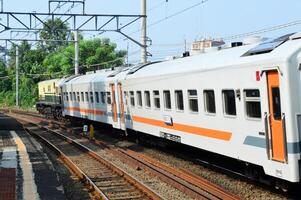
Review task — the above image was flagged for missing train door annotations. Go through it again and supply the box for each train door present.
[266,70,287,162]
[118,83,125,125]
[110,83,118,123]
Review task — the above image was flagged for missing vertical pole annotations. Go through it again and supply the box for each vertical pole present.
[126,40,129,67]
[4,40,7,67]
[1,0,3,12]
[74,30,79,75]
[16,46,19,107]
[140,0,147,64]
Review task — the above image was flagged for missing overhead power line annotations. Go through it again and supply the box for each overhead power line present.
[221,19,301,41]
[121,0,210,38]
[148,0,209,29]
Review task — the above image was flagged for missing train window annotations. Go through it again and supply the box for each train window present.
[163,90,171,110]
[153,90,160,109]
[85,92,89,102]
[101,92,106,104]
[106,92,111,104]
[130,91,135,106]
[144,91,151,108]
[69,92,73,101]
[90,92,94,103]
[95,92,99,103]
[73,92,76,102]
[77,92,80,102]
[244,89,261,119]
[137,91,142,107]
[175,90,184,111]
[222,90,236,116]
[48,85,51,92]
[81,92,84,102]
[188,90,198,112]
[204,90,216,114]
[124,91,128,105]
[272,87,281,120]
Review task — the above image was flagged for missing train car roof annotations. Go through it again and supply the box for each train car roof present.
[63,67,131,86]
[126,35,301,79]
[38,78,62,84]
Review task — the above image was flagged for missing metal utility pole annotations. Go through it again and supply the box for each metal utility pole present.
[16,46,19,107]
[140,0,147,64]
[126,40,129,67]
[74,30,79,75]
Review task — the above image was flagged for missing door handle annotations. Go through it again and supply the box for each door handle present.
[281,113,288,163]
[264,112,271,160]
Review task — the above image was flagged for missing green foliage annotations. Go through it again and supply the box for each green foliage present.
[43,38,126,75]
[0,18,126,108]
[39,18,69,52]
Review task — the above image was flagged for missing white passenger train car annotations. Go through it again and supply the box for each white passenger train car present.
[61,33,301,185]
[61,68,131,130]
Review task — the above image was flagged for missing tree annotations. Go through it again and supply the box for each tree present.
[0,60,11,92]
[39,18,69,52]
[43,38,127,75]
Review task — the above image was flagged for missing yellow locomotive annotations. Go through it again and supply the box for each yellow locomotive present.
[36,78,64,118]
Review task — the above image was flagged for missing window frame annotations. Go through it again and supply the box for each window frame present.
[130,91,135,107]
[101,92,106,104]
[163,90,172,110]
[106,92,112,105]
[271,87,281,120]
[136,91,142,108]
[90,92,94,103]
[73,92,76,102]
[69,92,73,101]
[203,89,216,115]
[81,92,84,102]
[144,91,151,108]
[95,92,100,103]
[153,90,161,109]
[77,92,80,102]
[244,89,262,120]
[85,92,89,102]
[188,89,199,113]
[175,90,184,112]
[222,89,237,117]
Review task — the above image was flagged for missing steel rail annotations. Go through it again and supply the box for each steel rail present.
[13,115,163,200]
[24,128,108,200]
[7,110,240,200]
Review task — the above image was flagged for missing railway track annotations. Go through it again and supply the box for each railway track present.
[23,124,162,200]
[6,110,241,200]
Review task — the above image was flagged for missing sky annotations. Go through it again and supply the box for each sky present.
[2,0,301,63]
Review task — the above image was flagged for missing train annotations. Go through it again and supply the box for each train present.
[36,32,301,190]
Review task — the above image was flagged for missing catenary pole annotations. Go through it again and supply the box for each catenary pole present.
[74,30,79,75]
[16,46,19,107]
[140,0,147,64]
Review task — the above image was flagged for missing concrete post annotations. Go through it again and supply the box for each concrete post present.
[74,30,79,75]
[16,46,19,107]
[140,0,147,64]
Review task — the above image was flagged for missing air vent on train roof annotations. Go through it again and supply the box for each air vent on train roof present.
[242,33,295,56]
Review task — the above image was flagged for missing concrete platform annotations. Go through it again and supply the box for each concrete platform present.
[0,113,65,200]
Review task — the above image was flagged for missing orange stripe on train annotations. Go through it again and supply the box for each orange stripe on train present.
[66,107,105,116]
[132,115,232,141]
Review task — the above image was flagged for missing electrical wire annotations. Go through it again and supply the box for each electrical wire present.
[221,19,301,41]
[124,0,210,37]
